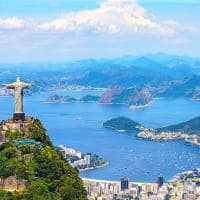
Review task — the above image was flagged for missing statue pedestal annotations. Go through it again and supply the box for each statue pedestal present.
[13,113,25,121]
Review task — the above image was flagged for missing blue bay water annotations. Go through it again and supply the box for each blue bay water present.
[1,90,200,182]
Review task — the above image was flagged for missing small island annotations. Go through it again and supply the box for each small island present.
[103,116,200,147]
[80,95,100,102]
[44,94,100,103]
[44,89,152,109]
[103,117,142,132]
[44,94,77,103]
[99,87,153,109]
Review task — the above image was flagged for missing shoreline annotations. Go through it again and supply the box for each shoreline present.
[44,101,76,104]
[81,177,153,184]
[79,161,110,172]
[103,125,136,133]
[129,100,153,110]
[81,168,200,185]
[137,130,200,147]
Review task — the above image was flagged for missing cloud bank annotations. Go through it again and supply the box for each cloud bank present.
[0,0,195,36]
[0,0,198,62]
[0,17,26,29]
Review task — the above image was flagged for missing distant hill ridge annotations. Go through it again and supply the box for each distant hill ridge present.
[0,53,200,99]
[103,116,200,135]
[157,116,200,135]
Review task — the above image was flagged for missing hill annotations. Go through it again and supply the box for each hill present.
[99,87,152,108]
[103,117,142,132]
[44,94,77,103]
[157,116,200,135]
[80,95,100,102]
[104,116,200,136]
[154,75,200,99]
[0,119,87,200]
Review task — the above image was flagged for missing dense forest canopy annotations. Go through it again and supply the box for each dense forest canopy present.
[0,119,87,200]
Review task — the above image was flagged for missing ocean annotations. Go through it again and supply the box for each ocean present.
[1,90,200,182]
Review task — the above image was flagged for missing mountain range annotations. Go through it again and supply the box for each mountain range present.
[0,53,199,100]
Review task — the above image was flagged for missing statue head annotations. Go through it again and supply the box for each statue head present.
[16,76,21,82]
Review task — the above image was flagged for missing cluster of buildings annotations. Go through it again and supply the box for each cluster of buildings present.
[52,83,105,91]
[59,144,82,158]
[83,173,200,200]
[0,116,34,139]
[72,154,91,168]
[138,129,200,148]
[83,177,159,200]
[58,145,91,168]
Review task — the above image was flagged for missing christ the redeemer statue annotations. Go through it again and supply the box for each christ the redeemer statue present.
[3,76,32,121]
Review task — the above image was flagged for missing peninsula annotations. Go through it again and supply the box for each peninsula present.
[103,116,200,147]
[57,145,109,172]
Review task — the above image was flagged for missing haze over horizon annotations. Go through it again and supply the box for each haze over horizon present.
[0,52,199,65]
[0,0,199,62]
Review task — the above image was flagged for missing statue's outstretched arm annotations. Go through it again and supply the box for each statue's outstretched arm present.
[3,84,15,89]
[22,83,32,88]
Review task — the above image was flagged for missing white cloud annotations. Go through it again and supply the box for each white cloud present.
[0,0,196,37]
[36,0,175,35]
[0,17,26,29]
[162,20,197,32]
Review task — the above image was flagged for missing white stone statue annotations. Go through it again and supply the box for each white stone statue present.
[3,76,32,120]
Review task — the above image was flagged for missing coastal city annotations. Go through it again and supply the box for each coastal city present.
[0,1,200,199]
[56,138,200,199]
[55,144,200,199]
[83,169,200,200]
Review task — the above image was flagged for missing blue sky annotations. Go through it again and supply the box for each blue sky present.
[0,0,199,62]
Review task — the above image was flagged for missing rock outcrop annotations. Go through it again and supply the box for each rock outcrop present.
[0,176,27,191]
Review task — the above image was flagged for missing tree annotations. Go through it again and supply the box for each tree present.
[23,179,59,200]
[0,190,17,200]
[56,174,87,200]
[29,119,52,146]
[0,119,87,199]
